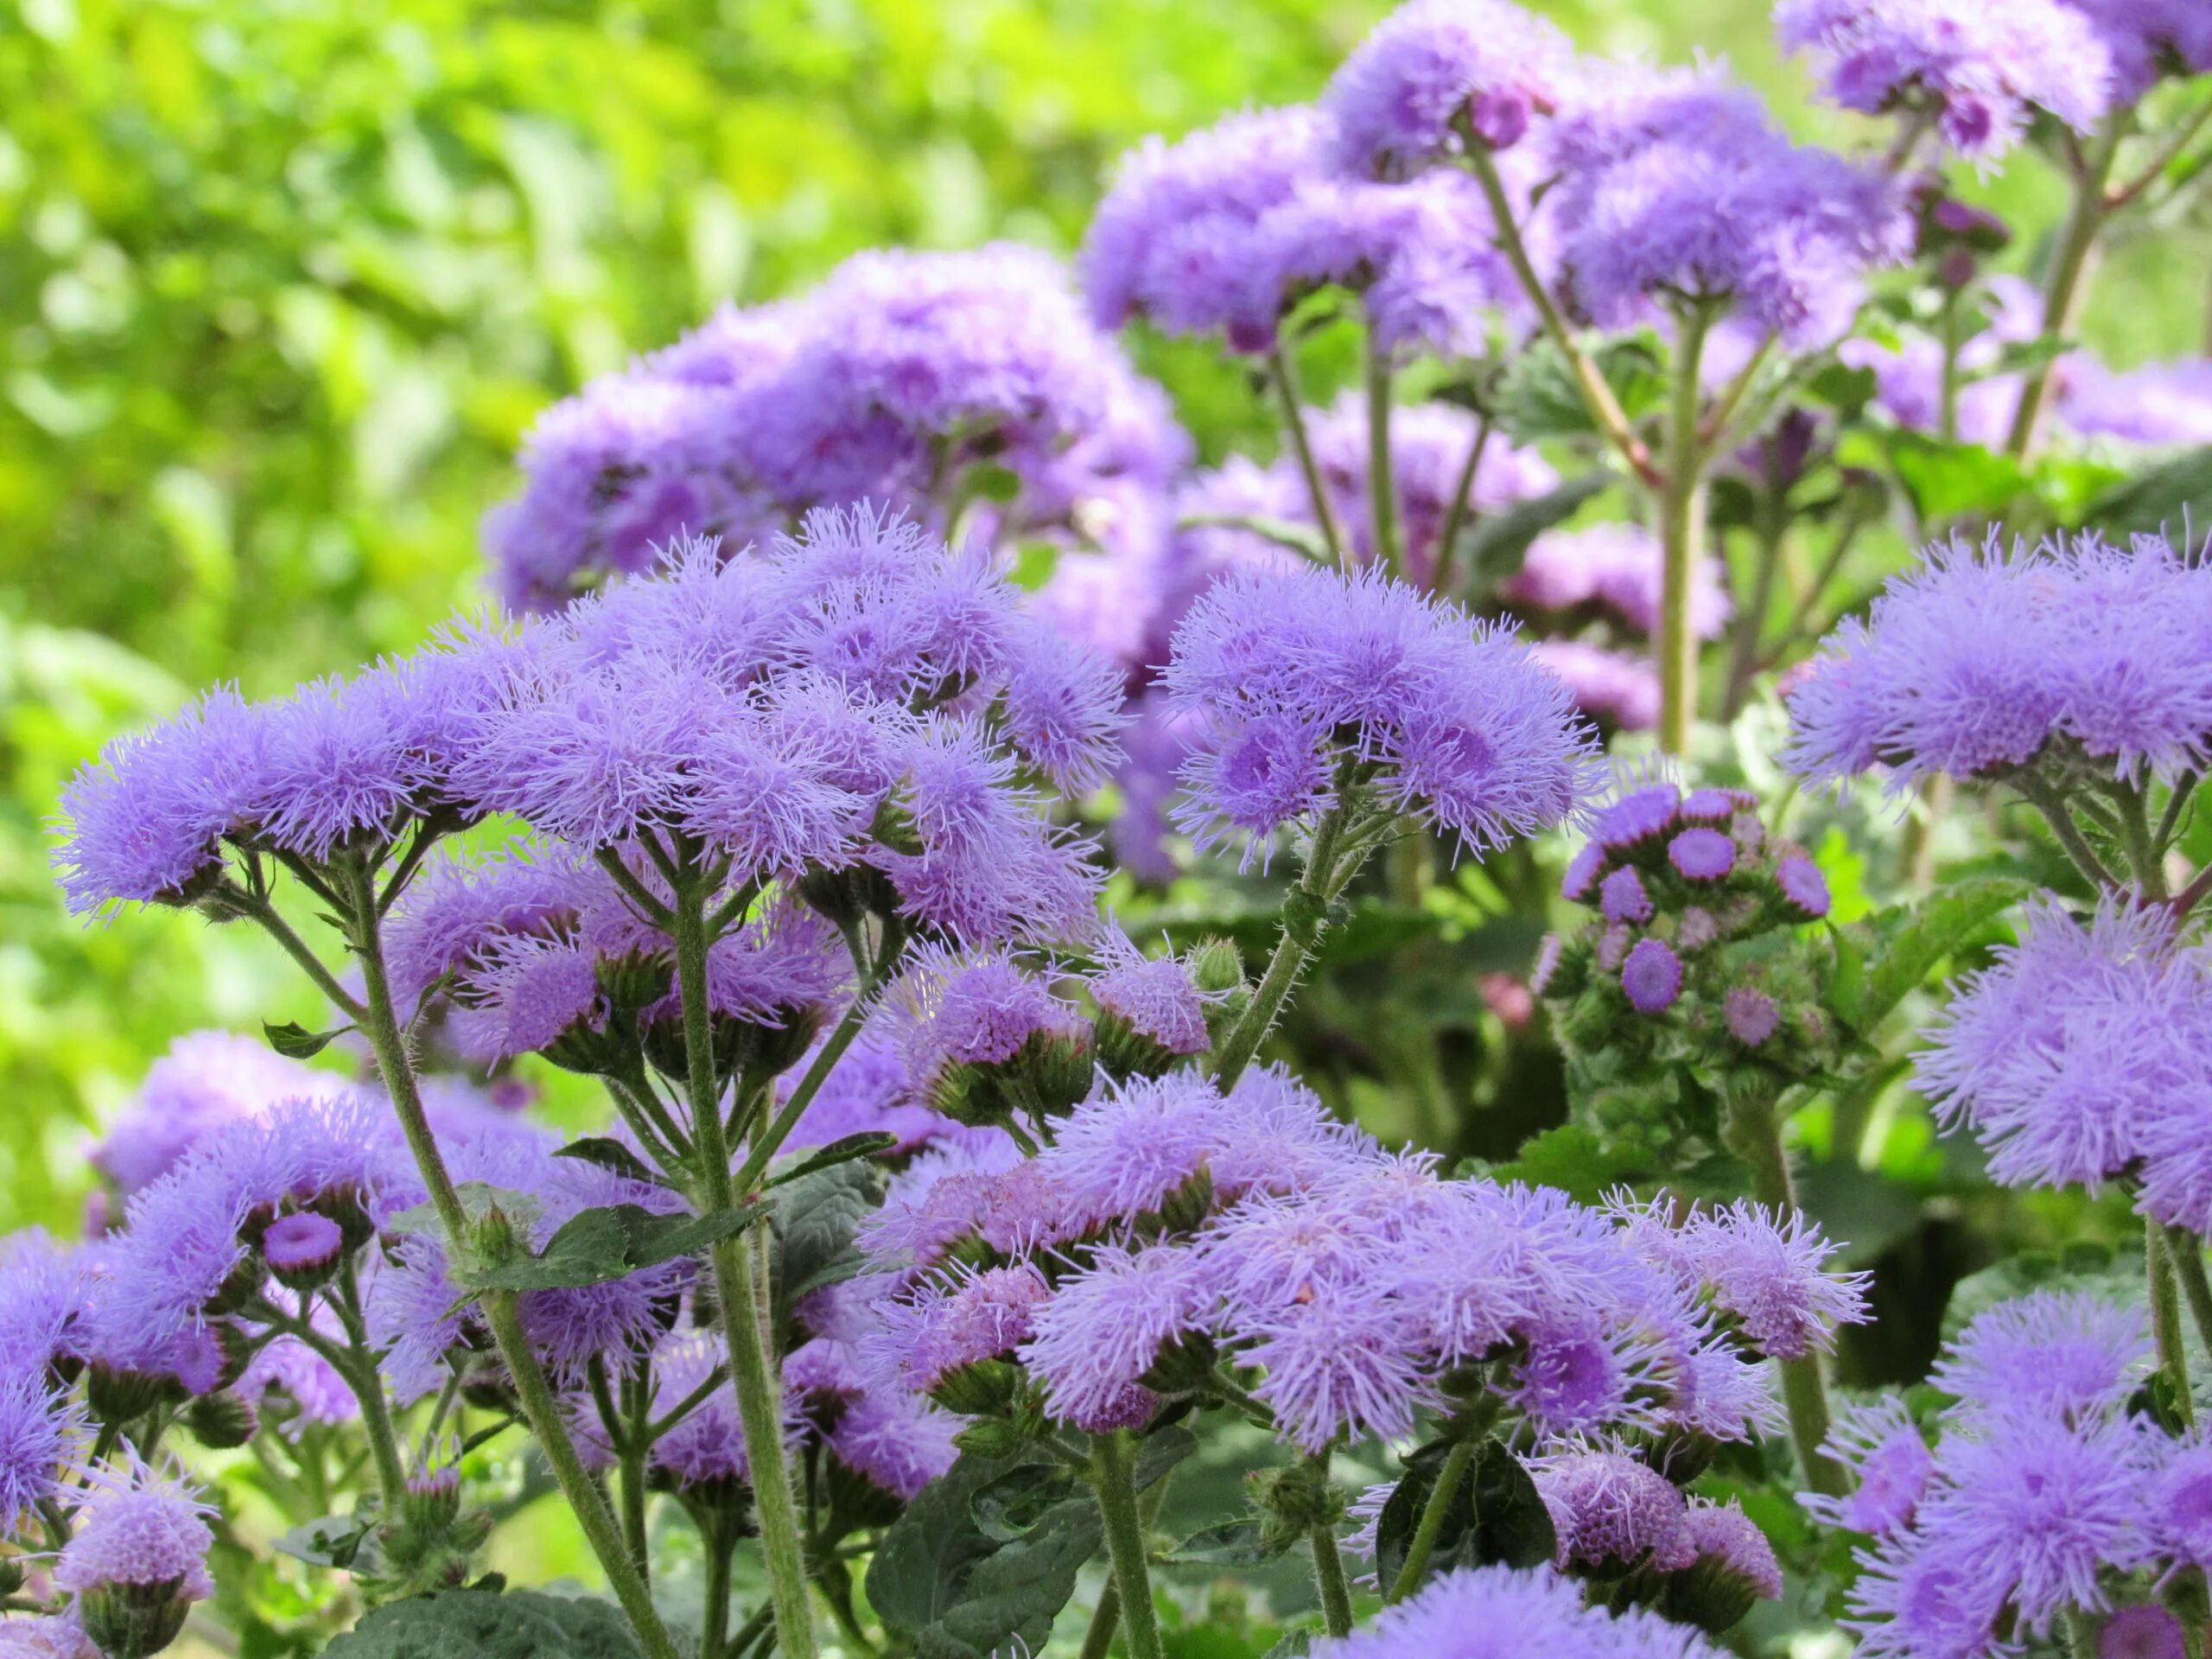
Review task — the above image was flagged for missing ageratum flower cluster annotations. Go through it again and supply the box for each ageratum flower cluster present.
[482,245,1189,613]
[1838,1289,2212,1659]
[1324,1561,1729,1659]
[858,1065,1860,1494]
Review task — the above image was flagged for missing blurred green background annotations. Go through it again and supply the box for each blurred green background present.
[4,0,2209,1235]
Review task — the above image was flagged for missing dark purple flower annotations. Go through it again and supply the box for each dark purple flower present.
[1621,938,1683,1014]
[1669,828,1736,882]
[1775,856,1830,919]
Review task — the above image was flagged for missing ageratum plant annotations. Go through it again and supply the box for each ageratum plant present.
[22,0,2212,1656]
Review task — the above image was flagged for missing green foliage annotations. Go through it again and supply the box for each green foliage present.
[318,1587,642,1658]
[461,1201,765,1292]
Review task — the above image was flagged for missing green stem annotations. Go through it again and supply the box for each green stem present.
[1430,413,1491,598]
[702,1516,734,1659]
[1730,1093,1847,1496]
[2104,781,2169,897]
[729,945,902,1198]
[2150,1227,2196,1429]
[1309,1520,1355,1638]
[619,1370,652,1582]
[2005,119,2127,460]
[340,861,682,1659]
[326,1259,408,1507]
[1270,343,1348,569]
[1091,1431,1164,1659]
[232,886,366,1023]
[1387,1438,1474,1604]
[1365,344,1401,578]
[1077,1582,1122,1659]
[1657,303,1713,756]
[1721,503,1788,720]
[1211,803,1354,1089]
[1464,142,1657,486]
[2166,1229,2212,1362]
[2018,778,2124,893]
[672,866,818,1659]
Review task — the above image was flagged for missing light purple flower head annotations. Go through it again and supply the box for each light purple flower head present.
[1650,1498,1783,1599]
[1019,1243,1212,1430]
[2061,356,2212,448]
[1530,642,1661,733]
[53,1452,216,1602]
[1722,987,1780,1046]
[1843,1528,2008,1659]
[1323,0,1579,173]
[1532,1447,1686,1570]
[1931,1289,2153,1426]
[891,945,1081,1095]
[1668,828,1735,883]
[1777,0,2116,156]
[1599,866,1653,925]
[1323,1562,1727,1659]
[1803,1396,1934,1535]
[1543,65,1908,348]
[2095,1605,2190,1659]
[2067,0,2212,99]
[88,1030,344,1199]
[2145,1432,2212,1575]
[1087,931,1213,1058]
[1620,939,1683,1014]
[1164,564,1597,862]
[0,1367,79,1540]
[1676,1199,1872,1361]
[826,1389,962,1500]
[868,1262,1052,1394]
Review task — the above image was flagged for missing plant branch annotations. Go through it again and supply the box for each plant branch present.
[1269,343,1349,569]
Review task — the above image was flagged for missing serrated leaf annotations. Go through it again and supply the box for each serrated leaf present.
[766,1132,898,1189]
[771,1158,883,1311]
[970,1462,1077,1543]
[264,1020,349,1059]
[1451,473,1611,591]
[552,1137,664,1187]
[1160,1516,1294,1567]
[1493,1125,1649,1205]
[916,1497,1103,1659]
[465,1202,765,1292]
[868,1453,1046,1638]
[1132,1422,1198,1491]
[1372,1437,1552,1597]
[273,1512,379,1573]
[388,1183,544,1255]
[1847,876,2029,1034]
[1496,336,1665,445]
[319,1588,643,1658]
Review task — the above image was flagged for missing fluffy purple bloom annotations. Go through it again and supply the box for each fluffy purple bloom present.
[1020,1243,1213,1429]
[1785,532,2212,792]
[1087,934,1212,1057]
[2069,0,2212,98]
[2145,1433,2212,1573]
[1236,1284,1436,1452]
[1914,1412,2150,1634]
[1532,1448,1686,1571]
[782,1031,957,1156]
[641,1333,757,1491]
[88,1030,343,1198]
[54,1453,216,1602]
[1323,0,1578,172]
[1917,899,2205,1198]
[893,947,1080,1090]
[2061,356,2212,448]
[1033,1072,1242,1227]
[868,1263,1051,1394]
[1676,1200,1871,1360]
[1324,1562,1726,1659]
[1599,866,1652,925]
[1775,856,1829,920]
[262,1212,342,1278]
[0,1369,79,1539]
[1620,939,1683,1014]
[0,1615,96,1658]
[1504,524,1729,641]
[1650,1498,1783,1598]
[1164,564,1597,860]
[1844,1530,2009,1659]
[1531,642,1661,733]
[1668,829,1735,882]
[236,1333,359,1433]
[1777,0,2116,156]
[1543,66,1907,347]
[2099,1606,2190,1659]
[826,1389,962,1500]
[1931,1289,2153,1425]
[1805,1396,1935,1535]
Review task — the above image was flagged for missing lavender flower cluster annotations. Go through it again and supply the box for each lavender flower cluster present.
[1835,1289,2212,1659]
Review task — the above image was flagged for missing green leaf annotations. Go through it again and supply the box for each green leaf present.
[915,1497,1103,1659]
[464,1202,765,1292]
[771,1158,884,1311]
[1450,473,1611,592]
[551,1137,663,1188]
[766,1132,898,1189]
[1372,1437,1553,1596]
[264,1020,349,1059]
[1492,1125,1649,1205]
[1131,1423,1199,1491]
[388,1183,543,1256]
[868,1453,1021,1637]
[1883,431,2030,523]
[320,1588,644,1658]
[2081,444,2212,537]
[272,1512,379,1573]
[1496,336,1665,445]
[969,1462,1078,1543]
[1845,876,2029,1035]
[1160,1516,1294,1567]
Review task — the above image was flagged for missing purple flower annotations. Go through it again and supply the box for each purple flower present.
[1165,564,1597,860]
[2068,0,2212,99]
[642,1332,758,1491]
[1019,1243,1212,1429]
[87,1031,344,1199]
[868,1263,1052,1394]
[1542,64,1908,347]
[1914,1412,2150,1635]
[1775,856,1829,920]
[1324,1563,1727,1659]
[826,1389,961,1500]
[1531,642,1661,733]
[1668,829,1736,882]
[1804,1396,1934,1536]
[1599,866,1653,925]
[1843,1529,2008,1659]
[1620,939,1683,1014]
[1777,0,2116,156]
[1236,1284,1436,1452]
[1087,933,1213,1058]
[54,1452,216,1603]
[237,1333,359,1433]
[1722,987,1780,1046]
[2060,356,2212,448]
[1323,0,1578,172]
[1505,524,1730,641]
[2145,1433,2212,1573]
[262,1212,342,1280]
[0,1368,79,1540]
[1033,1072,1239,1228]
[1651,1498,1783,1599]
[1532,1448,1686,1570]
[1931,1289,2153,1426]
[892,946,1080,1092]
[1592,785,1680,852]
[2097,1606,2189,1659]
[1675,1200,1870,1361]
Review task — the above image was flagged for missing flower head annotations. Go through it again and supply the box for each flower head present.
[1323,0,1579,172]
[1324,1562,1727,1658]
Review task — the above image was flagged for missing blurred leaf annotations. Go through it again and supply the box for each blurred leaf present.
[1452,473,1611,591]
[1491,1125,1649,1204]
[2083,445,2212,537]
[1839,876,2030,1036]
[551,1137,663,1186]
[1882,431,2030,522]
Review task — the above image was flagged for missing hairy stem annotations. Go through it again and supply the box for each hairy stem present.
[338,860,681,1659]
[1731,1094,1847,1495]
[1365,343,1401,578]
[2167,1229,2212,1363]
[2018,779,2124,893]
[1430,413,1492,598]
[1091,1431,1164,1659]
[2150,1227,2196,1428]
[1076,1583,1122,1659]
[1657,303,1713,755]
[672,867,818,1659]
[1388,1437,1474,1605]
[1309,1505,1355,1639]
[1270,343,1348,569]
[1211,804,1355,1089]
[729,946,901,1198]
